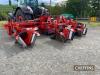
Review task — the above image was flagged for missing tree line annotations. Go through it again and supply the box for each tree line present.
[0,0,100,20]
[48,0,100,18]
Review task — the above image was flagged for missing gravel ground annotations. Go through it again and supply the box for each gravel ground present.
[0,26,100,75]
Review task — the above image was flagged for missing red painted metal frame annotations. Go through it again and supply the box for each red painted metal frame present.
[4,15,87,47]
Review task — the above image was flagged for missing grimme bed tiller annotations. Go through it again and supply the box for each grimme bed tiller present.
[4,15,87,47]
[4,17,40,47]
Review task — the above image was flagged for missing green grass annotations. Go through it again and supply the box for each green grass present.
[78,21,100,27]
[0,21,7,27]
[89,22,100,27]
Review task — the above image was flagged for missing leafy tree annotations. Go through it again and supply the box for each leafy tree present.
[0,5,13,20]
[90,0,100,16]
[65,0,91,17]
[65,0,100,17]
[9,0,12,6]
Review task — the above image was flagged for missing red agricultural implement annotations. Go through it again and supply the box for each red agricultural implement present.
[4,17,40,47]
[50,16,75,42]
[56,16,88,37]
[4,15,87,47]
[68,18,87,36]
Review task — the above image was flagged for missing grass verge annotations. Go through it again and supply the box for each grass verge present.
[89,22,100,27]
[78,21,100,27]
[0,21,7,27]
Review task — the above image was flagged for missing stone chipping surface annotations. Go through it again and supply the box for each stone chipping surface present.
[0,26,100,75]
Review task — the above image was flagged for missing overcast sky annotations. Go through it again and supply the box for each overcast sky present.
[0,0,67,5]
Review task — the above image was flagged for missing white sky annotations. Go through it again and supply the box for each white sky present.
[39,0,67,4]
[53,0,67,3]
[0,0,67,5]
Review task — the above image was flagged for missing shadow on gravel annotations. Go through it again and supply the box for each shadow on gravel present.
[74,35,87,40]
[0,30,27,58]
[0,42,36,58]
[74,36,83,40]
[0,29,89,58]
[44,39,71,50]
[5,44,25,58]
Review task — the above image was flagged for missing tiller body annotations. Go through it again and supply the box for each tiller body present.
[69,19,87,36]
[4,15,88,47]
[50,17,75,42]
[57,16,88,37]
[4,20,40,47]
